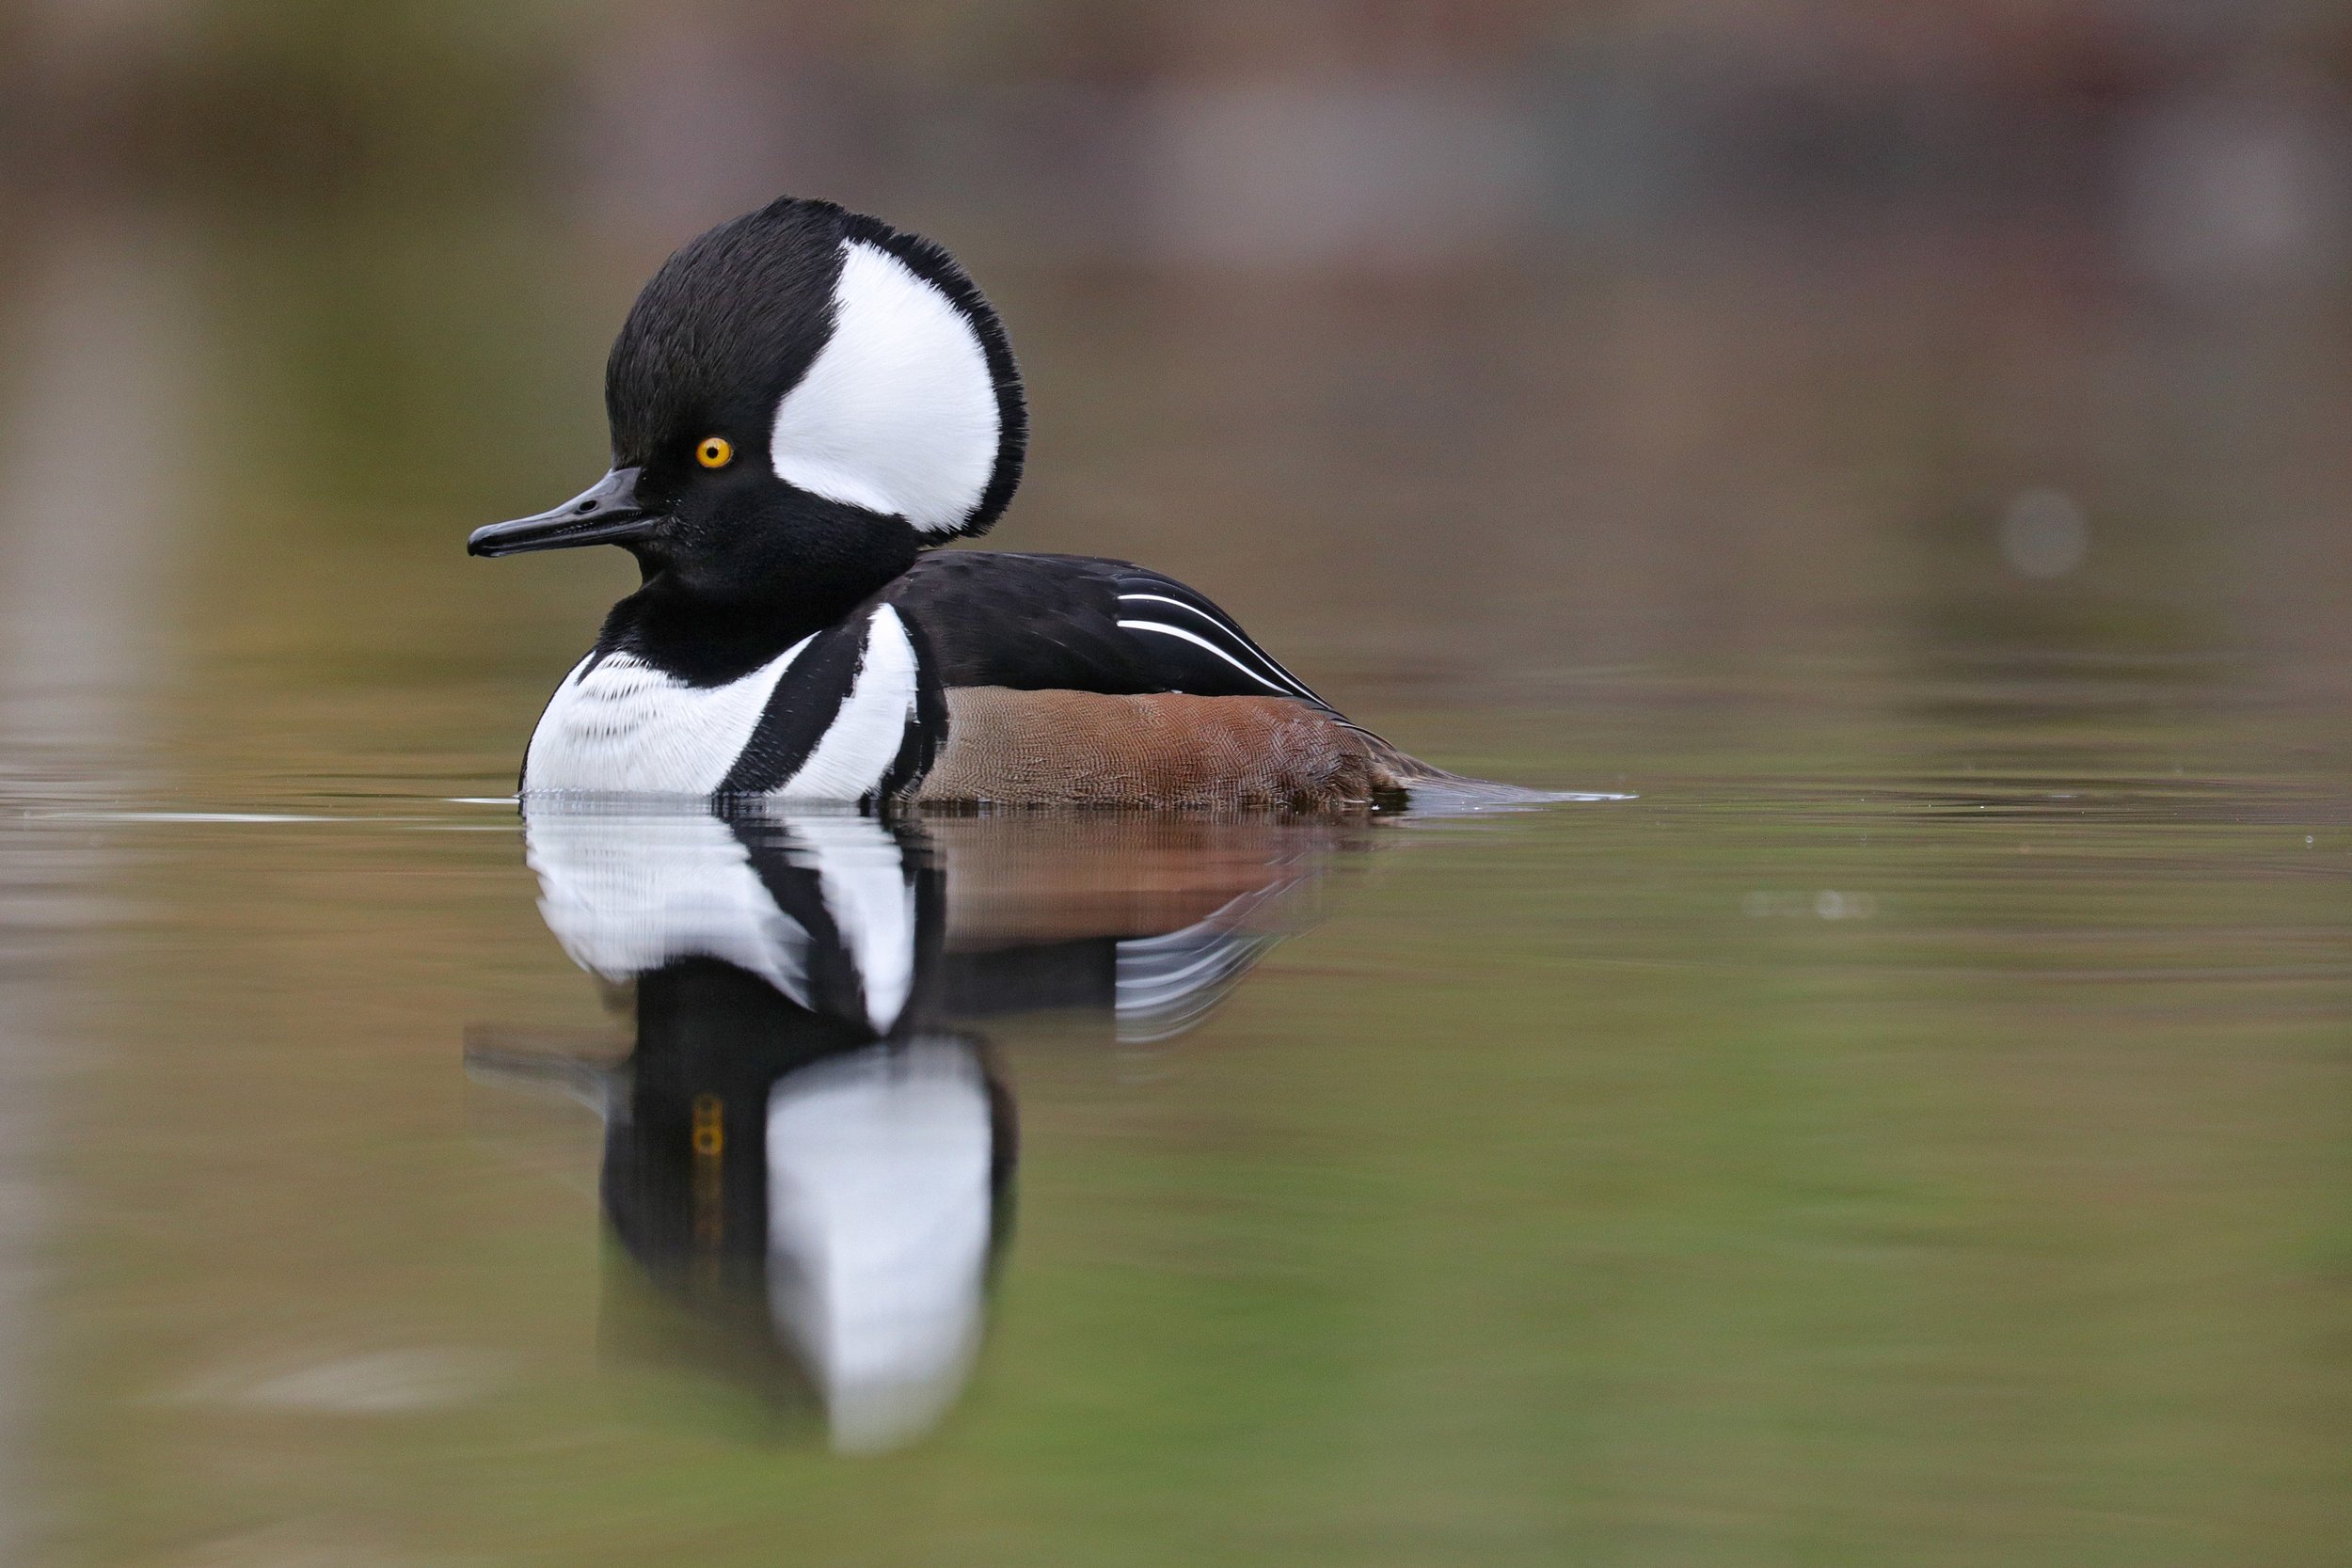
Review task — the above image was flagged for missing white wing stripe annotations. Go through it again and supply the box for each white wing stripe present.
[1114,594,1319,699]
[1115,620,1304,697]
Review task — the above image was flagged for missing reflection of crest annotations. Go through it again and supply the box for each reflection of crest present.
[762,1041,996,1451]
[469,805,1366,1450]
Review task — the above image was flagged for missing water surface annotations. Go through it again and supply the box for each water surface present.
[6,649,2349,1566]
[5,129,2352,1562]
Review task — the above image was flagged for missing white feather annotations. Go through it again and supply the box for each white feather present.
[777,606,918,801]
[770,241,998,533]
[1115,592,1319,699]
[1115,618,1294,695]
[524,640,809,797]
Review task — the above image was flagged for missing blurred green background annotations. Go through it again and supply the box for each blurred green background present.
[8,0,2352,749]
[4,3,2352,1565]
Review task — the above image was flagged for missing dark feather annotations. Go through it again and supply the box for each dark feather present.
[885,552,1342,710]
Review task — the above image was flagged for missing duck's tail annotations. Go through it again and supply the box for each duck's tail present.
[1354,728,1631,815]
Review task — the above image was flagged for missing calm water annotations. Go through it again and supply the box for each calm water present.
[2,649,2347,1566]
[4,156,2352,1562]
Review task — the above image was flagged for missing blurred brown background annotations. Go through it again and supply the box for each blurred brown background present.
[3,0,2351,771]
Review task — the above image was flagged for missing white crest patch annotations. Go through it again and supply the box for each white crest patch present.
[770,241,998,533]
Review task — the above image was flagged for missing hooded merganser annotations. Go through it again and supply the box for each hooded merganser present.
[469,195,1450,811]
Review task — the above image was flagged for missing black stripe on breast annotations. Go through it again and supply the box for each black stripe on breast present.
[717,617,870,797]
[723,815,925,1030]
[723,815,857,1020]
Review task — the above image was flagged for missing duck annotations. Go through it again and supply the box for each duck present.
[469,195,1452,811]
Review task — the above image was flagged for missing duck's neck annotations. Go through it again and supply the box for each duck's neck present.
[596,523,922,687]
[596,585,845,687]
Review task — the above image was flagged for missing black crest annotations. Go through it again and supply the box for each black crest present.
[605,196,1028,541]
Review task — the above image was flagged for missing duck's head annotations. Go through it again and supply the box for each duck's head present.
[469,197,1025,615]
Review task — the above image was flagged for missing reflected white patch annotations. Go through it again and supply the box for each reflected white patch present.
[525,808,811,1005]
[788,815,917,1033]
[1115,921,1279,1044]
[765,1043,993,1453]
[771,241,997,532]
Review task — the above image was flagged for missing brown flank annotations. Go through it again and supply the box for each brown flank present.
[914,688,1435,811]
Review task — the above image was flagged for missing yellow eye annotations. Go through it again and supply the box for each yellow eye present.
[695,436,733,468]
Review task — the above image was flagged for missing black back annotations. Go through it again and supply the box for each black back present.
[886,551,1342,708]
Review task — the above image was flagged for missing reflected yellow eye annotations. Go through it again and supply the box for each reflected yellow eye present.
[695,436,734,468]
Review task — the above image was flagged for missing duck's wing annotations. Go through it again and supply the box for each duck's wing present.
[885,552,1459,809]
[885,551,1343,710]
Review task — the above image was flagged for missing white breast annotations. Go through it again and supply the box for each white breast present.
[522,606,924,800]
[524,642,808,797]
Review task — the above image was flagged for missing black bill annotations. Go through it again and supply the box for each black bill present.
[468,467,659,557]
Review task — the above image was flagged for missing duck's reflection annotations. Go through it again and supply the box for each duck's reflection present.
[469,806,1360,1449]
